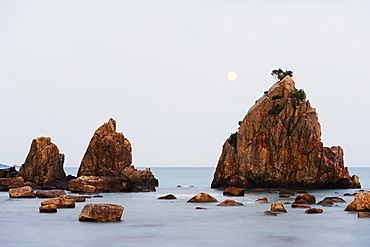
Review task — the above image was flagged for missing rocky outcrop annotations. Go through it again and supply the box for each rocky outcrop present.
[0,177,24,191]
[345,191,370,211]
[0,167,24,191]
[187,193,218,203]
[18,137,67,188]
[67,176,134,193]
[78,203,124,222]
[9,186,36,198]
[69,118,158,192]
[212,76,360,189]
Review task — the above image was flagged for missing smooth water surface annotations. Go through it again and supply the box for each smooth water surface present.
[1,167,369,246]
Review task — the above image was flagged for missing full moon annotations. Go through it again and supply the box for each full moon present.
[227,71,237,81]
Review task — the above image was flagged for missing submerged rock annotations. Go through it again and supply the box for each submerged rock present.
[70,118,158,192]
[36,189,67,198]
[158,194,177,200]
[255,197,268,203]
[264,211,278,216]
[59,194,86,202]
[305,208,323,214]
[358,212,370,218]
[317,197,345,206]
[187,193,218,203]
[211,75,360,189]
[78,203,124,222]
[217,199,243,206]
[9,186,36,198]
[223,187,244,196]
[345,191,370,211]
[18,137,67,189]
[291,203,311,208]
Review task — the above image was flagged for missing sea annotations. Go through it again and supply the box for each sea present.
[1,167,369,247]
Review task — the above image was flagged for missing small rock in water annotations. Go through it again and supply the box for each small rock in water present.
[358,212,370,218]
[59,194,86,202]
[187,193,218,203]
[158,194,177,200]
[305,208,323,214]
[39,204,57,213]
[264,211,278,216]
[255,197,268,203]
[270,201,287,213]
[223,187,244,196]
[9,186,36,198]
[343,193,356,196]
[291,203,311,208]
[78,203,124,222]
[195,207,207,210]
[217,199,243,206]
[295,194,316,204]
[41,198,75,208]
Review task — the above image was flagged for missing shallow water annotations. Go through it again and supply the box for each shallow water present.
[1,167,369,247]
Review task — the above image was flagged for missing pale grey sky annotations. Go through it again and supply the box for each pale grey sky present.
[1,1,369,167]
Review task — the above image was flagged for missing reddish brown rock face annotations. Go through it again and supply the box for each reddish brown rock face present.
[187,193,218,203]
[345,191,370,211]
[212,76,360,189]
[78,203,124,222]
[72,118,158,192]
[78,118,132,177]
[19,137,66,186]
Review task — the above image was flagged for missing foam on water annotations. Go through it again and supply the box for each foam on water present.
[1,167,369,246]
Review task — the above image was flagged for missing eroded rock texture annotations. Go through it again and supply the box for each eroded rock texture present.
[71,118,158,192]
[77,118,132,177]
[19,137,66,187]
[212,76,360,189]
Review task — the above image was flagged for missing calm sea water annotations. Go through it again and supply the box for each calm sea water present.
[1,167,369,247]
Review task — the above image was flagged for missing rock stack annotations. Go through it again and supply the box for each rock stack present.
[19,137,67,189]
[68,118,158,192]
[211,75,360,189]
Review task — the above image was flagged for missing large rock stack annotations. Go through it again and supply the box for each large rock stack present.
[68,118,158,192]
[19,137,67,189]
[211,76,360,189]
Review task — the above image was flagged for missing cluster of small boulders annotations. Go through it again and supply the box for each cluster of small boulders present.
[157,187,369,218]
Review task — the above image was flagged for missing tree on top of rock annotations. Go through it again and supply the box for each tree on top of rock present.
[271,68,293,81]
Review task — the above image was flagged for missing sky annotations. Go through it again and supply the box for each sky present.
[0,0,369,168]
